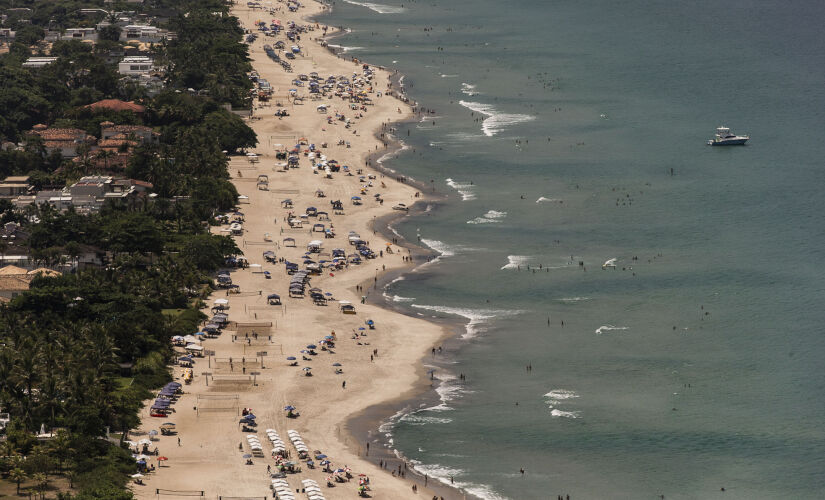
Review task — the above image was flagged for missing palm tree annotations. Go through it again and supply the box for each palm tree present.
[32,472,47,500]
[95,149,116,173]
[9,467,27,495]
[49,430,73,473]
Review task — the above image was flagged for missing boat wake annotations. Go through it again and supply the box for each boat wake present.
[458,100,536,137]
[342,0,405,14]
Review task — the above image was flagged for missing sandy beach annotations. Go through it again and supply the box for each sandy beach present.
[130,1,452,499]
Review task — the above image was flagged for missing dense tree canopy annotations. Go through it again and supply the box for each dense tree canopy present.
[0,0,255,497]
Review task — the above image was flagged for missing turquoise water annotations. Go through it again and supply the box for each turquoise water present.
[319,0,825,498]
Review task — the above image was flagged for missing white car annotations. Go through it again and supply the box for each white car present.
[392,203,408,211]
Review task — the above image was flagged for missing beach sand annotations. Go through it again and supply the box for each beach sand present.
[132,2,450,499]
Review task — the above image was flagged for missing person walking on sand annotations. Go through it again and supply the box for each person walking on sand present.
[342,381,346,389]
[177,437,181,446]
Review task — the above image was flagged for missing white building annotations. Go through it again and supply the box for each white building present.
[120,24,172,43]
[118,56,154,76]
[45,28,98,42]
[22,57,58,69]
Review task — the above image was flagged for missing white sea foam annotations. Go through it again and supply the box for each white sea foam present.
[461,82,480,96]
[559,296,591,303]
[326,43,364,52]
[376,142,410,164]
[410,461,509,500]
[419,238,457,257]
[550,409,581,419]
[378,407,407,445]
[501,255,533,270]
[544,389,581,419]
[342,0,405,14]
[536,196,563,203]
[595,325,629,335]
[392,295,415,302]
[411,304,524,339]
[458,100,536,137]
[467,210,507,224]
[445,178,476,201]
[544,389,580,401]
[399,413,453,425]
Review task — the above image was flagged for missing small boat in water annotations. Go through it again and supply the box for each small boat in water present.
[708,126,749,146]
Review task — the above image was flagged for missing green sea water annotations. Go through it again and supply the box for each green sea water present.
[319,0,825,498]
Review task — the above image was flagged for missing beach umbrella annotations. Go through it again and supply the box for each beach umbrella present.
[286,356,297,360]
[321,460,330,465]
[358,327,366,331]
[306,344,317,349]
[284,405,296,411]
[162,422,175,427]
[157,456,168,461]
[138,438,152,445]
[335,468,345,473]
[124,440,137,447]
[302,367,312,371]
[316,454,328,459]
[245,413,257,420]
[243,454,253,459]
[131,473,143,478]
[332,363,342,367]
[136,459,146,465]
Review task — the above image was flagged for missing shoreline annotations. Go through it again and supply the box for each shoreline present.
[134,1,471,499]
[308,6,481,496]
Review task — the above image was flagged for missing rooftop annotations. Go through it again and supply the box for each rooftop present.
[84,99,146,114]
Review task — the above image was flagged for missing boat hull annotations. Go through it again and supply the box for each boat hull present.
[709,138,748,146]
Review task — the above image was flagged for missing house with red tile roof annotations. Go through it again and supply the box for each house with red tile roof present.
[83,99,146,114]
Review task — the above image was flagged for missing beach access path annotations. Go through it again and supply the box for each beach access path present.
[132,2,446,499]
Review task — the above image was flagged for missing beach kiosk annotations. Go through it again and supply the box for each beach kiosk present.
[339,300,356,315]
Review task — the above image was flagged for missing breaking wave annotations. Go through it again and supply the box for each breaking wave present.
[459,100,536,137]
[467,210,507,224]
[342,0,405,14]
[595,325,629,335]
[445,178,476,201]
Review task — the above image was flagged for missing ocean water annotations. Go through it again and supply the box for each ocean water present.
[318,0,825,498]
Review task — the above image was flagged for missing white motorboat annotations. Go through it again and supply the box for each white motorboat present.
[708,126,749,146]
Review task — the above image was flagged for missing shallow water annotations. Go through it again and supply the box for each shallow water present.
[319,0,825,498]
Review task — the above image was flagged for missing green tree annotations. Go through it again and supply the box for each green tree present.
[98,25,121,43]
[9,467,27,495]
